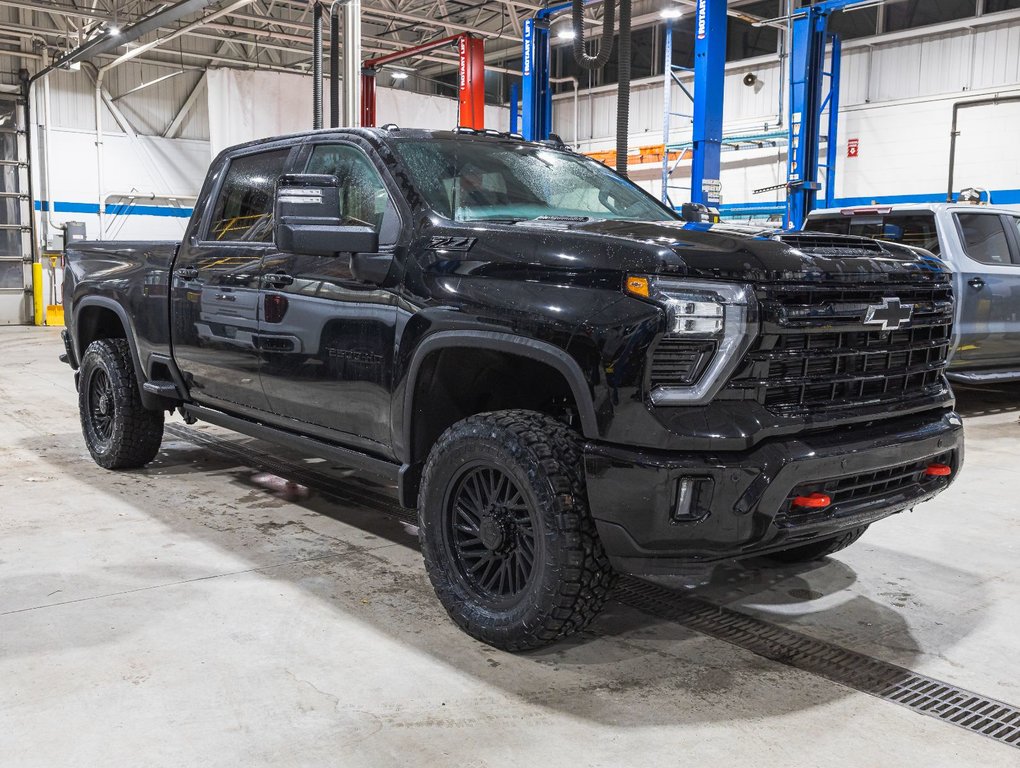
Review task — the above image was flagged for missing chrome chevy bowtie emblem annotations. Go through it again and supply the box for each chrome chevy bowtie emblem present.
[863,297,913,331]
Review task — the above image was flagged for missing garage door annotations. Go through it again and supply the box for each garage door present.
[0,98,30,325]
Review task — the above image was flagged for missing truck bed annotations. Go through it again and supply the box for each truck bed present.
[64,240,180,385]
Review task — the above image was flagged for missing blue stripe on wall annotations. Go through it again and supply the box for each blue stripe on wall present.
[718,188,1020,217]
[34,200,193,218]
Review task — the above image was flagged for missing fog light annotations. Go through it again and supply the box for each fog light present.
[671,476,712,523]
[925,463,952,477]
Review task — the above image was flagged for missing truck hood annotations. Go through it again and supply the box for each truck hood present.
[434,218,950,284]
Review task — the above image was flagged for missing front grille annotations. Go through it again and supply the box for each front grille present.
[649,339,714,388]
[730,280,953,415]
[778,451,953,525]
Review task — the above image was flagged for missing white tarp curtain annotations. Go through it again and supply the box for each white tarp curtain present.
[207,67,509,156]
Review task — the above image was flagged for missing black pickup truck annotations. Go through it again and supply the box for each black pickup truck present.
[63,127,963,650]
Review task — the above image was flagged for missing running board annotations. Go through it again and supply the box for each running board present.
[947,369,1020,385]
[177,403,402,487]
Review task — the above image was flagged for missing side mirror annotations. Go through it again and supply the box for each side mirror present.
[274,173,380,256]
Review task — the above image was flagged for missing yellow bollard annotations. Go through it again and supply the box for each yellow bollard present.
[32,261,43,326]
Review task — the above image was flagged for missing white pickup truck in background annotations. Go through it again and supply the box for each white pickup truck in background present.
[805,203,1020,386]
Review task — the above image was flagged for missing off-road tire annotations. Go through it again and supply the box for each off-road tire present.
[418,410,616,651]
[78,338,164,469]
[767,525,869,564]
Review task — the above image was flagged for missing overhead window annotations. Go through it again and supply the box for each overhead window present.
[985,0,1020,12]
[207,149,289,243]
[885,0,976,32]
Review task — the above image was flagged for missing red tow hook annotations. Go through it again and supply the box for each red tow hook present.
[792,492,832,509]
[924,463,952,477]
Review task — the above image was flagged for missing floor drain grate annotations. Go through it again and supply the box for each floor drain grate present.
[615,577,1020,750]
[166,425,1020,750]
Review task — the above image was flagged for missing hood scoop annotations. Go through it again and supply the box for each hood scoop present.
[774,232,886,255]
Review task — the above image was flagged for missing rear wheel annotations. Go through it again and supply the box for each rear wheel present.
[78,338,164,469]
[767,525,869,564]
[418,410,616,651]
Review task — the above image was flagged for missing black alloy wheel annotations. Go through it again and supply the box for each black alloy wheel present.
[445,463,538,605]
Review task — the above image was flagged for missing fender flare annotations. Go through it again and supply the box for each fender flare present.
[401,330,600,460]
[72,296,151,401]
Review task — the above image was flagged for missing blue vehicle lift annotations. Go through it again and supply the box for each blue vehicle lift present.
[785,0,874,228]
[521,0,869,223]
[522,0,728,208]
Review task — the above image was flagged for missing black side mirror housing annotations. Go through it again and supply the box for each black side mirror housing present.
[274,173,380,256]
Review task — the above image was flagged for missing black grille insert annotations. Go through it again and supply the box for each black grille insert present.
[730,281,953,414]
[649,339,715,388]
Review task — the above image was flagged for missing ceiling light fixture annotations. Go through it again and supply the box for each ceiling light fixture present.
[660,7,683,20]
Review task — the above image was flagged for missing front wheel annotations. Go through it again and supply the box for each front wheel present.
[418,410,616,651]
[78,338,164,469]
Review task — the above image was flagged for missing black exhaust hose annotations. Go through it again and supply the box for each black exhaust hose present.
[329,3,340,128]
[312,1,323,129]
[615,0,631,175]
[572,0,615,70]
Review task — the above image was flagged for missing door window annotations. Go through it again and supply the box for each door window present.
[304,144,392,238]
[956,213,1013,265]
[207,148,290,242]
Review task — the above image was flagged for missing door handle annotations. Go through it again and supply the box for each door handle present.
[968,276,985,290]
[263,272,294,287]
[176,266,198,280]
[215,293,237,302]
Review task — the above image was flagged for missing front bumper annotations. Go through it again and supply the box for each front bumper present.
[584,409,963,575]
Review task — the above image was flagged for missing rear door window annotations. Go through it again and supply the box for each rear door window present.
[207,148,290,242]
[956,213,1014,265]
[805,213,941,255]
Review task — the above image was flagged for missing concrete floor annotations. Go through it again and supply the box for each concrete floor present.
[1,325,1019,767]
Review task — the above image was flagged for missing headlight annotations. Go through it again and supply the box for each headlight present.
[627,276,757,405]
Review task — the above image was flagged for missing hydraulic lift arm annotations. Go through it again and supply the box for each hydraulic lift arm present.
[361,33,485,129]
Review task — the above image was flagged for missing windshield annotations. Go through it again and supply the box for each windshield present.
[391,138,678,224]
[805,212,941,255]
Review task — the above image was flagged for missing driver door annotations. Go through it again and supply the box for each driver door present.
[257,141,403,454]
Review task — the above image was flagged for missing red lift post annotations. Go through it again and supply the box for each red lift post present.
[361,33,485,129]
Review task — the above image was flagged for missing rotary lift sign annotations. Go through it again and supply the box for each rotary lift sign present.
[847,138,860,158]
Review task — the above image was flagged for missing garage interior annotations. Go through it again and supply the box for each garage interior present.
[3,1,1020,765]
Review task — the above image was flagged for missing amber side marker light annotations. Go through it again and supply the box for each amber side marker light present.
[626,276,650,297]
[792,492,831,509]
[925,463,952,477]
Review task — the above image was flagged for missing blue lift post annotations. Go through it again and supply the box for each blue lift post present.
[786,0,869,229]
[690,0,727,207]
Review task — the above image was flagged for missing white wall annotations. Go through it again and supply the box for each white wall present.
[207,67,509,155]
